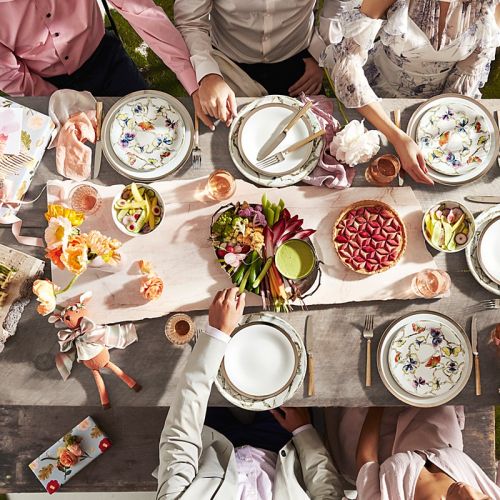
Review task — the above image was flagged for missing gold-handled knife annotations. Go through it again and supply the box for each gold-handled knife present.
[393,109,405,187]
[93,101,104,179]
[471,314,481,396]
[257,101,313,161]
[305,315,315,397]
[465,195,500,204]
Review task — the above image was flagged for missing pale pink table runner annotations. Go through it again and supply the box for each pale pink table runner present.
[48,178,436,324]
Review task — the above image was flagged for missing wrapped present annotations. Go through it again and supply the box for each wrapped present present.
[0,97,54,223]
[28,416,112,494]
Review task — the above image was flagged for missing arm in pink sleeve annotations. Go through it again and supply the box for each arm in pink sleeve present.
[109,0,198,95]
[0,43,57,97]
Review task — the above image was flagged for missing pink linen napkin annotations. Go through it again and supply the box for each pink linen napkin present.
[300,94,355,189]
[48,90,97,181]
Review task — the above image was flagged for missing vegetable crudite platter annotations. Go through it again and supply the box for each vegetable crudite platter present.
[333,200,407,275]
[210,195,320,312]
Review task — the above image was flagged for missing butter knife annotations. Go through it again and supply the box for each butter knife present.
[465,195,500,204]
[257,101,313,161]
[471,314,481,396]
[393,109,405,187]
[305,315,315,397]
[93,101,103,179]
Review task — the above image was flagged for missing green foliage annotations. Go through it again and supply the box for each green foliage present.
[482,55,500,98]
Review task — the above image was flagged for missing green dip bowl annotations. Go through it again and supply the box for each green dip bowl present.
[275,239,316,280]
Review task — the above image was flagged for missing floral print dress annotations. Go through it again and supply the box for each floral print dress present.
[320,0,500,107]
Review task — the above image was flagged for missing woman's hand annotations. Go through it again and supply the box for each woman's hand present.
[198,74,237,127]
[392,131,434,185]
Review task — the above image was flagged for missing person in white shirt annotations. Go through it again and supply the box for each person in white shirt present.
[174,0,337,128]
[156,287,344,499]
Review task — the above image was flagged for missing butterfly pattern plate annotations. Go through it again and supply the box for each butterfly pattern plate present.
[407,94,498,185]
[389,320,466,397]
[416,103,492,176]
[378,311,472,408]
[102,90,193,181]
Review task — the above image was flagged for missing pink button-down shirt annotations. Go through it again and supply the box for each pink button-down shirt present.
[0,0,198,96]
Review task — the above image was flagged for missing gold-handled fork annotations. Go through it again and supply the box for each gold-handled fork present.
[393,109,405,186]
[466,298,500,313]
[191,114,202,170]
[256,129,325,169]
[496,111,500,169]
[363,314,374,387]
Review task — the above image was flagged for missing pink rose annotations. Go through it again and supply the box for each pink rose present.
[490,324,500,352]
[58,449,78,468]
[66,443,83,457]
[140,276,164,301]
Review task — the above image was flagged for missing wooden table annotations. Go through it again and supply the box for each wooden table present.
[1,97,499,492]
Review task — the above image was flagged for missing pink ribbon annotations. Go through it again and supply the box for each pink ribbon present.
[0,179,45,247]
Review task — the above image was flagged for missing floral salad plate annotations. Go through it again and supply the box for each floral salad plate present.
[215,312,306,411]
[102,90,193,181]
[228,95,323,187]
[378,311,472,407]
[407,94,498,185]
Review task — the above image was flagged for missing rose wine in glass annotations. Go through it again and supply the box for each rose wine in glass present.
[69,184,101,215]
[412,269,451,298]
[207,169,236,201]
[365,154,401,186]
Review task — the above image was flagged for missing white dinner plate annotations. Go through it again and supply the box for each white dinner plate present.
[228,95,323,188]
[215,313,306,411]
[102,90,193,181]
[407,94,498,185]
[238,103,313,177]
[466,204,500,295]
[222,322,298,399]
[378,311,472,408]
[478,216,500,285]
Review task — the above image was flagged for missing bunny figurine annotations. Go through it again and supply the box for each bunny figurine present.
[50,291,141,409]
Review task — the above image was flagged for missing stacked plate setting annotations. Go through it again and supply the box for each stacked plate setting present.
[466,204,500,295]
[215,313,306,410]
[407,94,499,185]
[228,95,324,187]
[102,90,193,181]
[378,311,472,407]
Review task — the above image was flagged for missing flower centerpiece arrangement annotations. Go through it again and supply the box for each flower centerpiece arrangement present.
[33,204,122,315]
[211,195,317,312]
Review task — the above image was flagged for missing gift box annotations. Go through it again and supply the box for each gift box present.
[0,97,54,222]
[28,416,112,494]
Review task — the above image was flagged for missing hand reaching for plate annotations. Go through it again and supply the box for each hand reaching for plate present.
[198,74,237,128]
[209,287,246,335]
[270,406,311,433]
[393,132,434,185]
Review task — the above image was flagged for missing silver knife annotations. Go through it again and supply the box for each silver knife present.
[93,101,103,179]
[257,101,313,161]
[305,315,315,397]
[393,109,405,187]
[471,314,481,396]
[465,195,500,204]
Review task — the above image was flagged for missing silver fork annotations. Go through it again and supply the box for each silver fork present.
[363,314,374,387]
[467,299,500,313]
[256,129,325,169]
[496,111,500,169]
[393,108,405,186]
[191,114,201,170]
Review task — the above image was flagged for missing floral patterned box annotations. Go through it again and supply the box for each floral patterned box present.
[28,416,112,494]
[0,97,54,221]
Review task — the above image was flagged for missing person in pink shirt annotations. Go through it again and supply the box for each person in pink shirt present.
[331,406,500,500]
[0,0,212,128]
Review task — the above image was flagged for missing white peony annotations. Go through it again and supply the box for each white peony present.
[329,120,384,167]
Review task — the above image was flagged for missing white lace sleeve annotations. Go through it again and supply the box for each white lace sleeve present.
[444,1,500,97]
[320,1,384,108]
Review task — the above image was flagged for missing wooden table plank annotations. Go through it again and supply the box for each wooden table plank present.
[1,97,499,408]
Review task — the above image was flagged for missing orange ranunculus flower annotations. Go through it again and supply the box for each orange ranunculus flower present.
[66,443,83,457]
[138,259,153,275]
[58,449,78,468]
[84,230,121,264]
[33,279,58,316]
[45,204,84,226]
[140,276,164,300]
[61,236,88,275]
[46,247,65,270]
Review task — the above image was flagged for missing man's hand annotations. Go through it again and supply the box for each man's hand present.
[198,74,237,127]
[192,89,215,131]
[208,288,245,335]
[270,406,311,433]
[289,57,323,97]
[393,132,434,185]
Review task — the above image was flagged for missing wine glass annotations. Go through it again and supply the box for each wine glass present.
[412,269,451,298]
